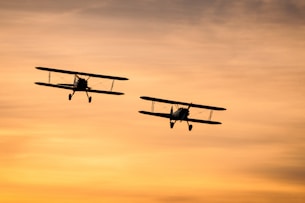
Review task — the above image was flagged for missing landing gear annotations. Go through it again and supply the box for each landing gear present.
[170,122,175,129]
[188,124,193,131]
[85,91,92,103]
[187,121,193,131]
[68,91,75,101]
[68,91,92,103]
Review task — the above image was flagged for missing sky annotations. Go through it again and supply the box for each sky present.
[1,0,305,202]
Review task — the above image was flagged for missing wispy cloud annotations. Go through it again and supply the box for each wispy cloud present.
[1,1,305,203]
[2,0,305,25]
[251,146,305,185]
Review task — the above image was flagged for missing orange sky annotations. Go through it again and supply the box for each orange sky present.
[1,0,305,202]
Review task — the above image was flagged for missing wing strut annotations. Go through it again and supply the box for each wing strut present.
[110,80,115,91]
[48,71,51,83]
[209,110,213,120]
[151,101,155,112]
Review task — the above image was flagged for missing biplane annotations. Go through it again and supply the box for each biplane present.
[139,96,226,131]
[35,67,128,103]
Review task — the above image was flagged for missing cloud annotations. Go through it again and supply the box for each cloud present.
[252,147,305,185]
[154,190,305,203]
[0,0,92,13]
[157,195,200,203]
[2,0,305,26]
[0,135,34,165]
[76,0,305,26]
[0,1,305,202]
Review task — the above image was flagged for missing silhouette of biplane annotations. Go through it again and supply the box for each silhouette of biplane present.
[35,67,128,103]
[139,96,226,131]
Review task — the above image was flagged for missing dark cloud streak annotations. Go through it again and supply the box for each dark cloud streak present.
[251,146,305,185]
[79,0,305,26]
[1,0,305,26]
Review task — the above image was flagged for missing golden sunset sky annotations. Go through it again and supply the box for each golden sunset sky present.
[1,0,305,202]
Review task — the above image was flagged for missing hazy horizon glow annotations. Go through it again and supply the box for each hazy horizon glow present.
[1,0,305,202]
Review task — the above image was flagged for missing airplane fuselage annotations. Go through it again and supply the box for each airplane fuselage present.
[171,108,189,121]
[69,76,91,102]
[74,77,88,91]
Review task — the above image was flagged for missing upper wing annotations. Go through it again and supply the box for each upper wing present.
[36,67,129,80]
[139,111,171,119]
[35,82,74,90]
[140,96,226,111]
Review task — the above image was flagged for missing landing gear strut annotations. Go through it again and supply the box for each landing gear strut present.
[170,121,175,129]
[188,124,193,131]
[68,91,92,103]
[86,91,92,103]
[187,121,193,131]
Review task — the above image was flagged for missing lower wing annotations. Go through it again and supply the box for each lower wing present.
[87,89,124,95]
[35,82,124,95]
[35,82,74,90]
[186,118,222,125]
[139,111,221,124]
[139,111,171,119]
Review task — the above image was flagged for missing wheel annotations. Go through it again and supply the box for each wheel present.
[68,94,72,100]
[170,122,174,129]
[188,124,193,131]
[88,96,92,103]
